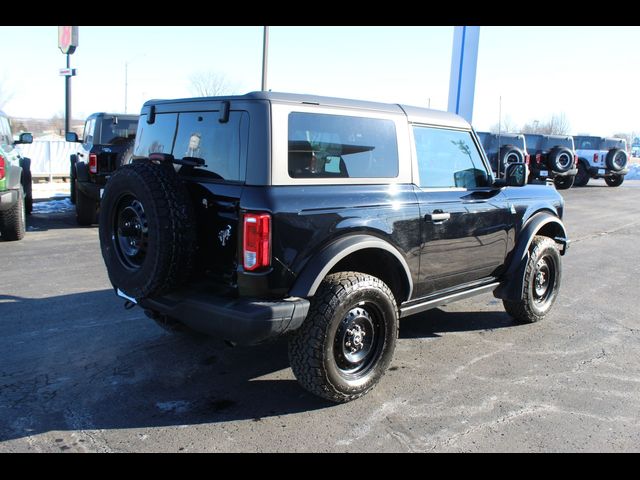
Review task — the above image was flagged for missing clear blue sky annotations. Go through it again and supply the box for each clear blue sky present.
[1,26,638,136]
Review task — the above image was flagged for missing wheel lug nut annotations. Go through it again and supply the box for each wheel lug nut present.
[345,342,351,347]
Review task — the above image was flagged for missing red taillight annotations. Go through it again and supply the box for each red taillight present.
[593,153,599,163]
[89,153,98,174]
[574,154,578,165]
[0,154,5,180]
[525,154,530,165]
[243,213,271,271]
[535,153,542,164]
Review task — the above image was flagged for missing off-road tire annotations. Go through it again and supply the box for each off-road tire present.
[547,147,574,173]
[75,180,98,226]
[288,272,398,403]
[604,174,624,187]
[0,185,26,241]
[573,161,590,187]
[99,160,197,299]
[606,149,628,172]
[554,175,574,190]
[70,155,77,204]
[503,235,561,324]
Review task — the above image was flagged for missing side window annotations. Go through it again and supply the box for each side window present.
[133,113,178,157]
[288,112,399,178]
[83,118,96,144]
[172,111,248,182]
[413,126,489,189]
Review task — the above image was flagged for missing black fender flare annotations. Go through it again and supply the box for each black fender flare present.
[75,160,89,182]
[289,234,414,300]
[493,212,568,301]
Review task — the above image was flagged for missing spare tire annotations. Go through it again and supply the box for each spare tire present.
[499,145,525,172]
[547,147,574,173]
[99,160,197,299]
[605,148,628,171]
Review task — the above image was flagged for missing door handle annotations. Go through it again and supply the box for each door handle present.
[426,212,450,222]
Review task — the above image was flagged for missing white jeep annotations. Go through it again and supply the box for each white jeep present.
[574,136,629,187]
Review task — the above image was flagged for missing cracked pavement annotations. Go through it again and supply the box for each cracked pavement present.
[1,179,639,452]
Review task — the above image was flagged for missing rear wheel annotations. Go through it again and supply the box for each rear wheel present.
[573,161,590,187]
[75,181,98,225]
[0,185,26,241]
[554,175,574,190]
[288,272,398,403]
[503,236,561,324]
[604,174,624,187]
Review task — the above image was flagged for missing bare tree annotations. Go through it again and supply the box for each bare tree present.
[50,112,65,136]
[489,115,518,134]
[188,71,237,97]
[521,113,571,135]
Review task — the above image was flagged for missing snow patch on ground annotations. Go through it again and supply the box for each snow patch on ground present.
[626,164,640,180]
[33,198,74,215]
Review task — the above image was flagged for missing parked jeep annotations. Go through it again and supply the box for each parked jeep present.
[523,134,578,190]
[0,111,33,241]
[476,131,530,180]
[99,92,569,403]
[573,136,629,187]
[66,113,139,225]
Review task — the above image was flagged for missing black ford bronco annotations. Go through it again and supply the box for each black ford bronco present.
[99,92,569,403]
[523,134,578,190]
[66,113,138,225]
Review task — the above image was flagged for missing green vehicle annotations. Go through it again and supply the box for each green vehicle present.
[0,111,33,241]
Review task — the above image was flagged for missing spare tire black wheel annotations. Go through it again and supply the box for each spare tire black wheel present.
[498,145,525,175]
[547,147,574,173]
[605,149,628,171]
[99,160,197,299]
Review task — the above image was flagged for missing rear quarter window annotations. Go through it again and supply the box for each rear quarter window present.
[288,112,399,178]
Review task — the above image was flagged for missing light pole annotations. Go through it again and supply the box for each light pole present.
[262,26,269,91]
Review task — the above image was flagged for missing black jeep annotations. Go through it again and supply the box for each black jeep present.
[523,134,578,189]
[66,113,138,225]
[99,92,569,403]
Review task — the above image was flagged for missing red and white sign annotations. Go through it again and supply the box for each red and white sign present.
[58,26,78,55]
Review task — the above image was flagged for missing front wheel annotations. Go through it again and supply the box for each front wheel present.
[503,236,562,324]
[288,272,398,403]
[604,175,624,187]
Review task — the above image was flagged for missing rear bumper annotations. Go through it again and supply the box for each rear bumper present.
[587,166,628,178]
[0,189,18,212]
[136,289,310,345]
[529,166,577,181]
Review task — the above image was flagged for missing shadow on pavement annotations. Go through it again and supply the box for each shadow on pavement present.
[0,289,517,442]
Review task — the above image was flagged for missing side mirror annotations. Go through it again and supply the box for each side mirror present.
[505,163,527,187]
[14,132,33,145]
[65,131,80,143]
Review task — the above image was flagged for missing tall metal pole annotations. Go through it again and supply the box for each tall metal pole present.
[261,26,269,91]
[65,53,71,133]
[125,62,128,113]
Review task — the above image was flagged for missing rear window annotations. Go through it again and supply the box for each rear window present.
[133,110,248,183]
[288,112,399,178]
[574,136,601,150]
[602,138,626,150]
[99,118,138,145]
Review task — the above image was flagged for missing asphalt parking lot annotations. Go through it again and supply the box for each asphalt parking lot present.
[1,179,639,452]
